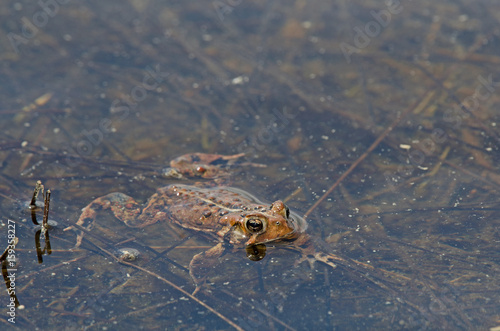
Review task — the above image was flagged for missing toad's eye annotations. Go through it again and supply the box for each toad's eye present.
[285,206,290,219]
[246,218,263,233]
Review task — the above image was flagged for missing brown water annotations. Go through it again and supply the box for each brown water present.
[0,0,499,329]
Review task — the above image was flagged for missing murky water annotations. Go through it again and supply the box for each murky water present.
[1,0,499,329]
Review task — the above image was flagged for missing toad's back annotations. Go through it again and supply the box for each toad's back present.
[139,184,270,233]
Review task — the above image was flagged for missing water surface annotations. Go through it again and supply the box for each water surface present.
[0,0,499,329]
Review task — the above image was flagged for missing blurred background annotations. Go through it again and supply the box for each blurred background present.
[0,0,499,329]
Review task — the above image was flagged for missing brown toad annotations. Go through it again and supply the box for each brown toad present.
[71,153,310,292]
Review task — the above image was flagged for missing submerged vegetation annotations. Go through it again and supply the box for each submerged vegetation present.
[0,0,499,329]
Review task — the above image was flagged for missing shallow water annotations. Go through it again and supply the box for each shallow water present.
[0,0,499,329]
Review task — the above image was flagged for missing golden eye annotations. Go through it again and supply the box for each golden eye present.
[196,166,207,174]
[246,218,263,233]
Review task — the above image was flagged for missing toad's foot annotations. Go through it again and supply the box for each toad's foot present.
[164,153,265,180]
[189,242,227,295]
[65,192,144,248]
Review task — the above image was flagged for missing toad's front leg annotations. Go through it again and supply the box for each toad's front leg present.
[69,192,147,247]
[189,242,228,295]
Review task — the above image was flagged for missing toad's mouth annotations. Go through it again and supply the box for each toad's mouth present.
[244,226,302,246]
[229,223,298,246]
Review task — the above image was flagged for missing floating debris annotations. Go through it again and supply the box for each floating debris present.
[116,247,141,262]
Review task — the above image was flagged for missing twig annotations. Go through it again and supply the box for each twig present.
[303,88,435,219]
[86,239,244,331]
[29,180,44,208]
[42,189,51,234]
